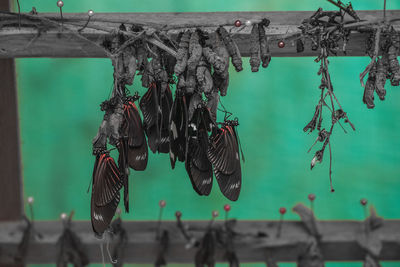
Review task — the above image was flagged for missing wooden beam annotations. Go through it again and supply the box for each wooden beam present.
[0,10,399,58]
[0,1,23,223]
[0,220,399,264]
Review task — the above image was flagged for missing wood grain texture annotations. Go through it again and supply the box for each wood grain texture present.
[0,0,23,223]
[0,220,399,264]
[0,10,399,58]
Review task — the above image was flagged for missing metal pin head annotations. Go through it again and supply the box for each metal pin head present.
[27,196,34,204]
[279,207,287,215]
[175,211,182,219]
[360,198,368,206]
[159,200,166,208]
[88,10,94,17]
[212,210,219,218]
[60,212,67,220]
[223,204,231,212]
[57,0,64,8]
[245,20,252,26]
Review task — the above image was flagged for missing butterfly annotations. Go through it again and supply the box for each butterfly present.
[91,151,122,236]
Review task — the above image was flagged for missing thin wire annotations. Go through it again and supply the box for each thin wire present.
[106,231,118,264]
[29,203,34,222]
[59,6,64,31]
[100,242,105,267]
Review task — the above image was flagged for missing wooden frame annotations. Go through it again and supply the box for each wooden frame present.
[1,5,400,265]
[0,220,399,264]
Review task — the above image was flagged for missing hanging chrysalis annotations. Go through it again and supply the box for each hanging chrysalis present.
[375,56,387,100]
[258,18,271,68]
[388,45,400,86]
[249,24,261,72]
[363,61,376,109]
[174,31,191,76]
[217,26,243,72]
[186,31,203,94]
[212,32,230,96]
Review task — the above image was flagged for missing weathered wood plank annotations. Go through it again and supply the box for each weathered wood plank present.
[0,1,23,223]
[0,220,399,264]
[0,10,399,58]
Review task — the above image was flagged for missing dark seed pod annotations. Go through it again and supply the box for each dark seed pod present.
[249,24,261,72]
[186,31,203,94]
[296,39,305,53]
[174,31,190,76]
[388,45,400,86]
[375,56,387,100]
[217,26,243,72]
[363,61,376,109]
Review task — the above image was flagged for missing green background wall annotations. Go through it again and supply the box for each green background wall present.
[15,0,400,266]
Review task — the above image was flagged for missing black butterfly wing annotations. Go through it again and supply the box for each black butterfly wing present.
[158,85,173,153]
[169,93,179,169]
[140,83,160,153]
[118,139,129,213]
[185,108,213,196]
[124,101,148,171]
[208,126,241,201]
[169,93,189,168]
[91,153,123,236]
[207,128,236,175]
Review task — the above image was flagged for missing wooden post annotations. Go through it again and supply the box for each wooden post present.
[0,0,23,222]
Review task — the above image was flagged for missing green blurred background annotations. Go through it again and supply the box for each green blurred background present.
[14,0,400,266]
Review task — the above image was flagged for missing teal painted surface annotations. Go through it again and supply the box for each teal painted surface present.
[15,0,400,266]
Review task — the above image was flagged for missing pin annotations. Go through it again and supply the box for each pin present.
[224,204,231,221]
[234,20,242,27]
[27,196,35,221]
[360,198,368,219]
[57,1,64,31]
[78,10,94,32]
[156,200,166,239]
[276,207,286,238]
[308,193,316,213]
[16,0,21,30]
[278,40,285,48]
[245,20,252,27]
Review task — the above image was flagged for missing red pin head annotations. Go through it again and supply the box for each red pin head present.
[175,211,182,219]
[278,40,285,48]
[159,200,166,208]
[224,204,231,212]
[212,210,219,218]
[279,207,287,215]
[308,194,316,201]
[234,20,242,27]
[360,198,367,206]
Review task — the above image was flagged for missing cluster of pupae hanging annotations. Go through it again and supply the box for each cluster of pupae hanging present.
[88,23,267,236]
[361,26,400,109]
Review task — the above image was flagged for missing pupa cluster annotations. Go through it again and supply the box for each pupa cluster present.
[89,21,272,236]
